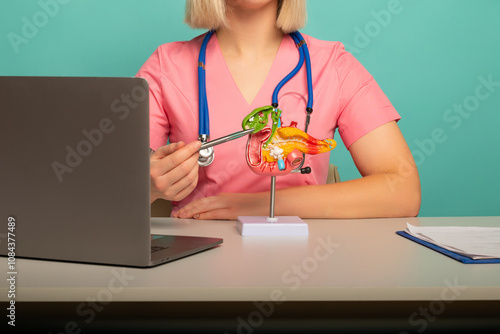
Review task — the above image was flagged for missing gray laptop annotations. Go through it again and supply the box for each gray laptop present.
[0,76,222,267]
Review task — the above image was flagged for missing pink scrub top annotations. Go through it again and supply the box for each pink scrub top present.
[136,33,400,215]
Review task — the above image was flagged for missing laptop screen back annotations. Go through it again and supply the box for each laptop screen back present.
[0,77,152,266]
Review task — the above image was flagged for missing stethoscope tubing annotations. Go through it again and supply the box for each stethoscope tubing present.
[272,32,304,106]
[198,30,313,138]
[198,30,215,137]
[294,31,314,111]
[197,30,314,173]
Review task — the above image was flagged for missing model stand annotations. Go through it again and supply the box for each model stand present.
[237,176,309,236]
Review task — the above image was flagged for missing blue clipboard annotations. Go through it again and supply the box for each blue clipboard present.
[396,231,500,264]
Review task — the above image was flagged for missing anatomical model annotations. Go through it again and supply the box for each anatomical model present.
[242,106,336,176]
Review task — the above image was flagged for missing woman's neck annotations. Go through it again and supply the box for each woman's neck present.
[216,1,284,58]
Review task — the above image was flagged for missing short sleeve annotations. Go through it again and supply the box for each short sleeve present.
[334,44,400,149]
[136,49,170,151]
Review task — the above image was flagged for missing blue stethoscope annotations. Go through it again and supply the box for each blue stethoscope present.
[197,30,313,174]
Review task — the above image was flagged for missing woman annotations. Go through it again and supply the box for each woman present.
[138,0,421,219]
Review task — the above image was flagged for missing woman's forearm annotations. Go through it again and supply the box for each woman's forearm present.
[275,172,421,219]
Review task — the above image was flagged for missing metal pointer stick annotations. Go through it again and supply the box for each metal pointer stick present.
[269,176,276,220]
[199,128,255,150]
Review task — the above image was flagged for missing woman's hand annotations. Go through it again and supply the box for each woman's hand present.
[150,141,201,203]
[173,192,269,220]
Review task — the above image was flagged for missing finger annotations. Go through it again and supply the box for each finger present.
[151,142,185,160]
[153,154,199,200]
[155,141,202,174]
[168,163,199,201]
[177,196,224,219]
[195,208,235,220]
[164,150,199,184]
[170,181,198,203]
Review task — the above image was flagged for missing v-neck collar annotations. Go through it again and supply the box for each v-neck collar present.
[210,33,288,108]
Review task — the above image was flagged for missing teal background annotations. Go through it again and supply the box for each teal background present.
[1,0,499,217]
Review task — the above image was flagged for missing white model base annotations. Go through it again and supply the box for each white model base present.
[236,216,309,236]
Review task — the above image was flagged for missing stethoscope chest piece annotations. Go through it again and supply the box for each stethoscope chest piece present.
[198,146,214,166]
[198,133,214,166]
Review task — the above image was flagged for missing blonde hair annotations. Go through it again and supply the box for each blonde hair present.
[185,0,307,33]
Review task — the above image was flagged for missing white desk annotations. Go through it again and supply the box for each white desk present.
[1,217,499,333]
